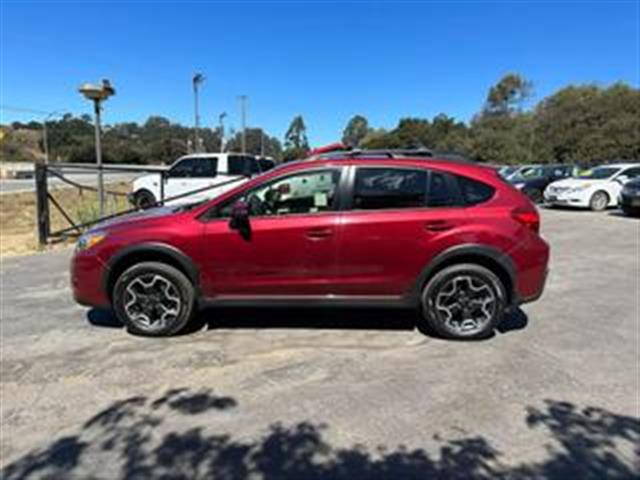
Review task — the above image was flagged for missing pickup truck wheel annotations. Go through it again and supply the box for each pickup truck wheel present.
[133,190,156,209]
[421,264,506,340]
[113,262,195,337]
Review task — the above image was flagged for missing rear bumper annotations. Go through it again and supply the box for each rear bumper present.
[516,267,548,305]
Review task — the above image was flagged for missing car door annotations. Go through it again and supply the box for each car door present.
[333,166,469,297]
[609,167,640,202]
[200,167,345,298]
[163,157,211,203]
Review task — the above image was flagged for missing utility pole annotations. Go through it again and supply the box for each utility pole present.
[218,112,227,153]
[238,95,247,154]
[260,130,265,157]
[193,73,205,153]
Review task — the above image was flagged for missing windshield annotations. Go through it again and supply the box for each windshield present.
[499,166,518,178]
[511,166,546,182]
[576,167,620,180]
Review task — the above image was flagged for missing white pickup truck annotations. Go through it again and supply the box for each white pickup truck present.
[130,153,275,208]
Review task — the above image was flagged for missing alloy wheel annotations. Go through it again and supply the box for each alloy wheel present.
[434,275,497,336]
[123,274,182,331]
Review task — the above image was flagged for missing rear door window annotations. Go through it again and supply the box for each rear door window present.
[228,155,260,176]
[427,171,459,207]
[353,168,428,210]
[192,158,218,178]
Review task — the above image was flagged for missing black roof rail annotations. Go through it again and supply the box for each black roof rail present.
[313,148,434,160]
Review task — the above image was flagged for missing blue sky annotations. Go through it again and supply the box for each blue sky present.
[1,0,638,145]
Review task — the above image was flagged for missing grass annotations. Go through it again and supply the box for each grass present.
[0,182,131,257]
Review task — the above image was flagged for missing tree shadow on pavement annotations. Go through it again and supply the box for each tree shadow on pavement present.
[3,389,637,480]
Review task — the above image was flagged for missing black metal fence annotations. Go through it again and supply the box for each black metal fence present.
[34,162,246,246]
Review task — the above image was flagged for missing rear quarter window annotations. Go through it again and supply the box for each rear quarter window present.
[456,176,495,205]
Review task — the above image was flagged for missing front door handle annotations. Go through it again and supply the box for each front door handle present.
[305,227,333,240]
[424,220,454,232]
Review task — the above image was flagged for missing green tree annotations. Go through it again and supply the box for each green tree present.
[225,128,283,160]
[533,83,640,164]
[283,115,309,161]
[484,73,533,116]
[342,115,370,148]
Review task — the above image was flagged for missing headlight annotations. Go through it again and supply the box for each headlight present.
[568,184,591,193]
[76,231,108,251]
[513,183,526,190]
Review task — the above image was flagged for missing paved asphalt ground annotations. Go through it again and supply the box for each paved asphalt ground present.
[1,209,638,479]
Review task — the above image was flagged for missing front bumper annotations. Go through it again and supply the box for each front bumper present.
[543,189,590,208]
[619,192,640,209]
[71,251,111,308]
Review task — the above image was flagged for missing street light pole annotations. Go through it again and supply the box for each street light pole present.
[218,112,227,153]
[193,73,205,153]
[79,80,115,217]
[238,95,247,154]
[42,111,62,164]
[92,100,105,214]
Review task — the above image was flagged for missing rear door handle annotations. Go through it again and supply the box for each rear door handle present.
[305,227,333,240]
[424,220,454,232]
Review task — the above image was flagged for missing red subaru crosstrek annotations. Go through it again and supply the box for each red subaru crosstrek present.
[71,151,549,339]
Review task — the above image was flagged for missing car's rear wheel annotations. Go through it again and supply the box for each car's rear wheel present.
[589,191,609,211]
[133,189,156,210]
[421,264,507,339]
[112,262,195,336]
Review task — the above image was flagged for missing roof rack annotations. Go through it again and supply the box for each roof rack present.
[310,148,434,160]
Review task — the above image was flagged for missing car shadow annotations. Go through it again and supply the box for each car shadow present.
[86,308,123,328]
[86,306,529,339]
[608,210,639,219]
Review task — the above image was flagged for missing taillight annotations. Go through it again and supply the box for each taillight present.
[512,208,540,234]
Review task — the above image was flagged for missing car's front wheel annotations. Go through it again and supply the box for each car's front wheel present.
[589,191,609,211]
[133,189,157,209]
[421,264,507,339]
[112,262,195,336]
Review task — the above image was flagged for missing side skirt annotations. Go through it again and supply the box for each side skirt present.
[200,294,417,309]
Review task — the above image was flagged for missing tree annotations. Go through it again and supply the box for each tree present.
[533,83,640,164]
[283,115,309,161]
[342,115,370,148]
[484,73,533,116]
[225,128,283,160]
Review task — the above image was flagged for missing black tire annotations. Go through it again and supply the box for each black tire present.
[133,189,156,210]
[524,188,543,204]
[589,191,609,211]
[421,264,507,340]
[112,262,195,337]
[621,205,640,217]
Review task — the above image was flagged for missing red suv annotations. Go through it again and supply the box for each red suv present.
[72,151,549,339]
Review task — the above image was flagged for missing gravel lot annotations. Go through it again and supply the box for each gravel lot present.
[1,208,638,479]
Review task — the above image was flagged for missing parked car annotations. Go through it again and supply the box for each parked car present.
[509,164,575,203]
[130,153,274,209]
[498,165,536,181]
[72,150,549,340]
[618,177,640,217]
[544,163,640,211]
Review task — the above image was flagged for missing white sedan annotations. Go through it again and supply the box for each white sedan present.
[544,163,640,211]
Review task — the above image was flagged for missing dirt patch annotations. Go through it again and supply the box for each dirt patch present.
[0,182,130,257]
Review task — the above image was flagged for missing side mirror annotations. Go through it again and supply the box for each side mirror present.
[229,200,251,239]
